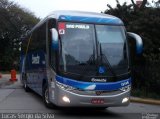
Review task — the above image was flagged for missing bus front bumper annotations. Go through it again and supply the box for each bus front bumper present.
[49,85,130,107]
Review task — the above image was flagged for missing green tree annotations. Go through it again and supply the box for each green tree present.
[0,0,40,71]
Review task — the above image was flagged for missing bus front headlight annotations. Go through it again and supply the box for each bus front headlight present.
[122,97,129,103]
[56,81,75,91]
[62,96,70,103]
[120,85,131,92]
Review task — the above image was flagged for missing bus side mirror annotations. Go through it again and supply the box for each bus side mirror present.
[127,32,143,54]
[50,28,58,50]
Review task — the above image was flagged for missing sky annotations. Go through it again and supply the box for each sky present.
[10,0,153,18]
[10,0,130,18]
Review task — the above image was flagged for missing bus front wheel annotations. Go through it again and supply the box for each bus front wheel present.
[43,84,54,108]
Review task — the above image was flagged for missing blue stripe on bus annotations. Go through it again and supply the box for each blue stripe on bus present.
[56,75,131,91]
[59,15,123,25]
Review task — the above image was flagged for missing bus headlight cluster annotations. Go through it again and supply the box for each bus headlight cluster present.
[56,81,75,91]
[120,85,131,92]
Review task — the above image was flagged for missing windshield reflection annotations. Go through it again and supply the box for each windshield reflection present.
[58,22,129,77]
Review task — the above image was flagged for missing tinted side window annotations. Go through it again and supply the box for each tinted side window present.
[30,30,37,51]
[38,23,46,51]
[21,35,30,55]
[48,19,57,70]
[29,23,46,52]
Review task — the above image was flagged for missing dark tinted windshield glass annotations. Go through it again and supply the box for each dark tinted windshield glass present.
[59,22,97,75]
[58,22,129,77]
[96,25,128,74]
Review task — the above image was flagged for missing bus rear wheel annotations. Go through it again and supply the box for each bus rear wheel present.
[22,74,30,92]
[24,80,30,92]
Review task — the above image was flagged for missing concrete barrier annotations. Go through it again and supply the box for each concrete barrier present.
[131,97,160,105]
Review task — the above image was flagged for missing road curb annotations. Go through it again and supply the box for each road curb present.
[130,97,160,105]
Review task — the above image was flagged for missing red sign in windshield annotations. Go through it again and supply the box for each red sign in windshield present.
[58,22,66,30]
[58,22,66,35]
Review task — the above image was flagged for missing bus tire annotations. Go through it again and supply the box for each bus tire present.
[22,74,30,92]
[43,83,54,109]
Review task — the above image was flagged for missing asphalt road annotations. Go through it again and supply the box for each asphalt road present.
[0,75,160,119]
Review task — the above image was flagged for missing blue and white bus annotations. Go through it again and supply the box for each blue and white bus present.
[20,11,143,108]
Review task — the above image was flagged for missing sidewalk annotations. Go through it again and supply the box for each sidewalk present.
[0,74,16,88]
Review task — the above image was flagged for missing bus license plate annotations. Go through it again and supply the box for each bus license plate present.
[91,99,104,104]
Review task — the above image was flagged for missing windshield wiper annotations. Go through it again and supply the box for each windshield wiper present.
[78,54,95,66]
[99,44,117,80]
[77,53,97,76]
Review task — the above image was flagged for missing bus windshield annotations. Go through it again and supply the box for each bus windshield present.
[58,22,129,77]
[96,25,129,75]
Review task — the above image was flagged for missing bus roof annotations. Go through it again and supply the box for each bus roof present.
[48,10,124,25]
[28,10,124,35]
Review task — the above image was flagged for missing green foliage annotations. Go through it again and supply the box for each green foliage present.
[105,0,160,99]
[0,0,40,71]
